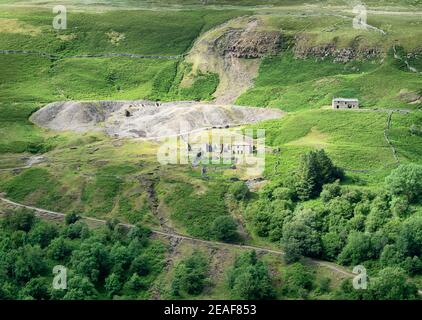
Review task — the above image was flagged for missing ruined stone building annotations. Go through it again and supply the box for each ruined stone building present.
[332,98,359,109]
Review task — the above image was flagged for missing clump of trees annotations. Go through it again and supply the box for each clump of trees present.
[282,263,316,299]
[385,163,422,203]
[0,209,165,300]
[171,251,209,297]
[241,149,422,295]
[211,216,239,243]
[335,267,418,300]
[227,251,275,300]
[293,149,344,200]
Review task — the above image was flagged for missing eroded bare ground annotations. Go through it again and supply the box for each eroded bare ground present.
[182,16,282,104]
[30,100,284,139]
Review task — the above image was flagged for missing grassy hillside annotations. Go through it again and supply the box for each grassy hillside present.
[0,1,421,300]
[0,8,243,56]
[237,53,421,111]
[247,109,422,186]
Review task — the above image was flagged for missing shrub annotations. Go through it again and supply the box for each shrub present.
[227,251,274,300]
[171,251,209,297]
[385,164,422,203]
[211,216,239,243]
[3,209,35,232]
[282,263,315,299]
[228,181,250,201]
[282,221,322,262]
[338,232,375,265]
[272,187,294,201]
[65,213,81,225]
[320,180,342,203]
[366,267,418,300]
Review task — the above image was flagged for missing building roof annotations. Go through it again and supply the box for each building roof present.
[333,98,359,102]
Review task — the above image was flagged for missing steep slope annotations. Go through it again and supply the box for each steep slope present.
[182,16,282,104]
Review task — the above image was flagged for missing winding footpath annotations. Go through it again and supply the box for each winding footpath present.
[0,196,354,278]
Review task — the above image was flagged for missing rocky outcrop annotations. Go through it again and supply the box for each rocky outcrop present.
[293,34,381,62]
[215,29,281,59]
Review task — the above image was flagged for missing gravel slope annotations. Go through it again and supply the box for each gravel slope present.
[30,100,283,139]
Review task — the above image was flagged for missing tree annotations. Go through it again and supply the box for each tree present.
[128,224,151,247]
[320,180,342,203]
[28,222,58,248]
[105,273,122,298]
[70,240,110,283]
[365,193,393,232]
[63,275,97,300]
[3,209,35,232]
[385,164,422,203]
[124,273,146,292]
[12,245,47,283]
[109,244,132,277]
[227,251,274,300]
[19,277,49,300]
[268,210,291,242]
[47,237,72,260]
[65,212,80,225]
[281,212,322,263]
[171,251,209,297]
[294,150,344,200]
[211,216,239,242]
[328,197,354,220]
[62,221,90,240]
[322,232,346,261]
[272,187,294,201]
[397,215,422,258]
[337,232,375,265]
[380,244,402,268]
[390,196,411,218]
[129,255,150,276]
[247,199,273,237]
[366,267,418,300]
[228,181,250,201]
[282,263,315,299]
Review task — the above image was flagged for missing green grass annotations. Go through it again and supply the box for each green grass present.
[0,8,244,56]
[248,109,418,185]
[237,53,422,111]
[389,112,422,164]
[177,71,219,101]
[0,167,64,208]
[81,165,137,215]
[0,55,55,103]
[1,0,420,8]
[148,62,219,101]
[0,102,48,153]
[157,177,230,239]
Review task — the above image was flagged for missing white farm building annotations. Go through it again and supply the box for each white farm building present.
[332,98,359,109]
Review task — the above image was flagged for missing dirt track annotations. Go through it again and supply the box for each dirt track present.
[0,196,354,278]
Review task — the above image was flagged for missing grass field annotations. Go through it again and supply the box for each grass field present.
[237,53,422,111]
[0,0,421,300]
[0,7,244,55]
[248,109,422,186]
